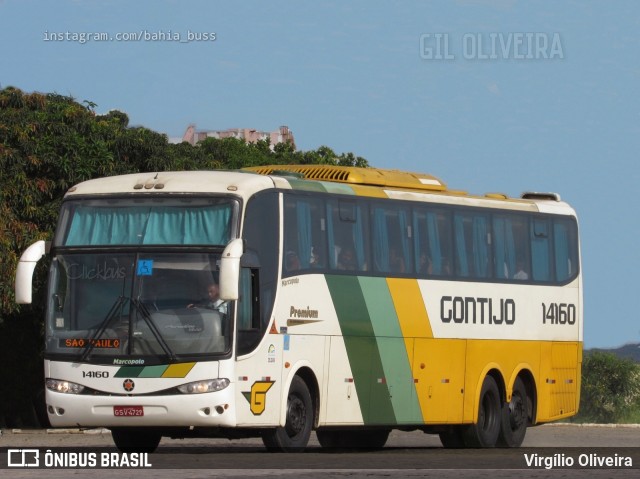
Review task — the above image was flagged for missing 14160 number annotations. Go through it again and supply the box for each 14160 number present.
[542,303,576,325]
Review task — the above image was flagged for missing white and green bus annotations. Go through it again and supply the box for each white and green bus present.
[15,165,582,452]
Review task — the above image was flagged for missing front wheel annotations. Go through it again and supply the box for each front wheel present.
[110,428,161,453]
[462,375,501,447]
[497,377,528,447]
[262,376,313,452]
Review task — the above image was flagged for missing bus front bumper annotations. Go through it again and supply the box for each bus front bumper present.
[45,387,237,428]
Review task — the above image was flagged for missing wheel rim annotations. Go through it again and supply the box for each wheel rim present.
[508,393,526,431]
[285,394,306,437]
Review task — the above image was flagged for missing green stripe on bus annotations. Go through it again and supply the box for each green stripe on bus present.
[319,182,355,195]
[286,178,329,193]
[325,275,396,425]
[138,365,169,378]
[358,277,424,424]
[114,366,145,378]
[287,178,355,195]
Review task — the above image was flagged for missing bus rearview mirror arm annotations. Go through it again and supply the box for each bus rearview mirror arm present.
[219,238,244,301]
[15,240,49,304]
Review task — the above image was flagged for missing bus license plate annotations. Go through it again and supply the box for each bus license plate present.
[113,406,144,417]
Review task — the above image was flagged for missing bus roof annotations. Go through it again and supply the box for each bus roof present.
[244,164,576,215]
[245,164,448,191]
[64,170,278,199]
[63,166,576,216]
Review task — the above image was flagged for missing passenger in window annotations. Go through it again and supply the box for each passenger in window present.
[441,257,452,276]
[285,251,301,272]
[337,246,357,271]
[390,247,406,273]
[188,282,227,314]
[419,252,433,275]
[309,247,323,268]
[513,260,529,280]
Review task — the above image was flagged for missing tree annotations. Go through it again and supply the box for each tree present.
[575,351,640,423]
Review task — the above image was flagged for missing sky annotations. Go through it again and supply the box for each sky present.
[1,0,638,349]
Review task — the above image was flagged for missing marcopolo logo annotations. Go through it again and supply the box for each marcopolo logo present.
[123,379,135,392]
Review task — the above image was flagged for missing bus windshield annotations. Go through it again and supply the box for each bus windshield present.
[55,196,235,247]
[45,252,231,362]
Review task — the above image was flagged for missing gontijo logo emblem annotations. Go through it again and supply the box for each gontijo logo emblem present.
[242,381,275,415]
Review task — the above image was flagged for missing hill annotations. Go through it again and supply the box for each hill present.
[588,343,640,362]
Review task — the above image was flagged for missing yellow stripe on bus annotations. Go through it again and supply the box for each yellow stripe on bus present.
[386,278,434,422]
[349,184,390,198]
[386,278,434,339]
[161,362,196,378]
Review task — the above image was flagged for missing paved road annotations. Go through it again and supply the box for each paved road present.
[1,425,639,478]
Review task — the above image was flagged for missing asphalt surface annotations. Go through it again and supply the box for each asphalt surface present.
[1,424,639,478]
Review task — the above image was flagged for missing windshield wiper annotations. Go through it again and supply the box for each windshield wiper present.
[81,296,128,362]
[131,298,177,362]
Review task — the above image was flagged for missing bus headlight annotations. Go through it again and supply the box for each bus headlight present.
[46,379,85,394]
[177,378,230,394]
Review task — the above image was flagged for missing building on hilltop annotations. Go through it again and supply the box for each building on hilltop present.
[182,124,295,150]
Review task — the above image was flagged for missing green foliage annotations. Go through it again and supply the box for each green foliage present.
[573,351,640,424]
[0,85,368,426]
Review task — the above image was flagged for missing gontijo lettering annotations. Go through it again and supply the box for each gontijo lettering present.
[441,296,516,325]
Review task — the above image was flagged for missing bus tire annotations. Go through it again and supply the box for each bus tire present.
[462,375,501,448]
[262,376,313,452]
[497,377,528,447]
[317,429,390,450]
[110,428,161,453]
[438,426,465,448]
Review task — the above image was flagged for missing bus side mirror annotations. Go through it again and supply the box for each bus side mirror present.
[219,239,244,301]
[15,240,49,304]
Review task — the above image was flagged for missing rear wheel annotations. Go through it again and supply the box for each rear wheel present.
[497,377,528,447]
[262,376,313,452]
[110,428,161,453]
[462,375,501,448]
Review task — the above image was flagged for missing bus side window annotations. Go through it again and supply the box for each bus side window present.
[327,199,369,272]
[372,205,411,275]
[413,211,430,276]
[554,218,578,282]
[454,213,490,279]
[531,219,552,281]
[414,208,452,277]
[236,268,261,355]
[493,215,530,281]
[283,195,327,273]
